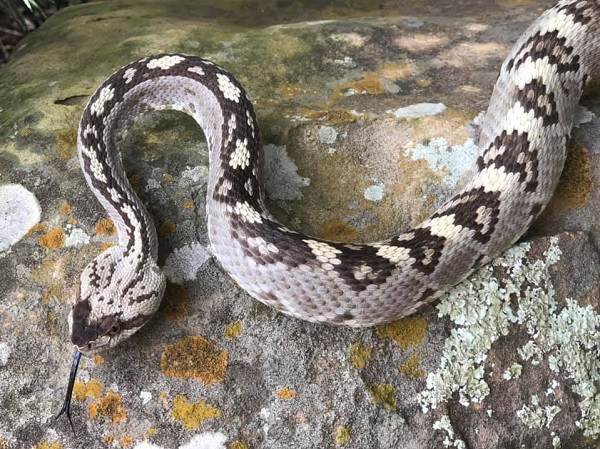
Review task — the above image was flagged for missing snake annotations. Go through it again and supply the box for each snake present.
[56,0,600,428]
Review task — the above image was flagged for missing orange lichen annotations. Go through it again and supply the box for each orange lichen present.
[129,173,141,187]
[369,384,397,410]
[224,320,243,339]
[164,283,188,321]
[170,395,221,430]
[399,350,425,379]
[73,378,104,402]
[161,336,228,385]
[93,355,105,365]
[298,106,357,124]
[59,202,72,215]
[335,73,385,98]
[378,61,415,80]
[101,242,115,251]
[0,438,7,449]
[159,219,177,236]
[120,436,134,447]
[548,142,594,209]
[26,222,47,237]
[103,435,115,444]
[42,285,62,305]
[320,220,359,242]
[56,129,77,160]
[96,218,117,237]
[20,127,31,137]
[183,201,195,209]
[277,83,306,99]
[38,228,65,250]
[276,387,297,399]
[349,342,372,369]
[89,391,127,424]
[376,317,428,350]
[163,173,174,182]
[32,442,61,449]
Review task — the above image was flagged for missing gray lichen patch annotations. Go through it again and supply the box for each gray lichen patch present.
[0,184,41,253]
[421,235,600,443]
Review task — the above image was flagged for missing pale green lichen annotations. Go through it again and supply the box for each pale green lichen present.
[420,236,600,439]
[432,415,466,449]
[502,363,522,380]
[516,395,561,429]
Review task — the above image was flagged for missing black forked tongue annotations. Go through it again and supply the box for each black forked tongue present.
[55,350,82,435]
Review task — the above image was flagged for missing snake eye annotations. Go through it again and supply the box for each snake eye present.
[107,322,120,335]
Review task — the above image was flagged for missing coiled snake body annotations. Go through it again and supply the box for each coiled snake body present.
[57,0,600,425]
[69,0,600,351]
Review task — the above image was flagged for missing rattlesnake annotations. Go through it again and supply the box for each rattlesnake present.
[57,0,600,426]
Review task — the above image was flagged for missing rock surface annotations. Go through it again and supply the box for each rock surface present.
[1,0,600,448]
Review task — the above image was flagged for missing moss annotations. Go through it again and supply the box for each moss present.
[399,350,425,379]
[348,342,372,369]
[224,320,243,339]
[335,426,351,445]
[95,218,117,237]
[368,384,397,411]
[170,395,221,430]
[38,228,65,249]
[276,387,296,399]
[161,335,228,385]
[376,317,428,351]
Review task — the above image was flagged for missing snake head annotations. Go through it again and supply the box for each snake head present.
[68,248,166,354]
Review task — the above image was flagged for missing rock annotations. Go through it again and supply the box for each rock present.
[1,0,600,448]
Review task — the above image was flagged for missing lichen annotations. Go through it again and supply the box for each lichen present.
[376,316,428,351]
[95,218,117,237]
[88,391,127,424]
[420,237,600,439]
[399,350,425,379]
[348,342,372,369]
[335,426,351,445]
[32,442,62,449]
[73,378,104,402]
[170,395,221,430]
[230,441,249,449]
[276,387,296,400]
[368,384,397,410]
[38,228,65,250]
[159,219,177,236]
[164,283,188,321]
[224,320,243,339]
[161,336,228,385]
[432,415,466,449]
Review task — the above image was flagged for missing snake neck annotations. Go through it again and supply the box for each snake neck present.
[78,106,159,263]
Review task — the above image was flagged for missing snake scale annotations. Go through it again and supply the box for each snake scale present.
[57,0,600,426]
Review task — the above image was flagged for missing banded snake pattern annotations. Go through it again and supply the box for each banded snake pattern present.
[57,0,600,427]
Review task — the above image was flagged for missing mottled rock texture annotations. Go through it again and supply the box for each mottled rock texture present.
[1,0,600,448]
